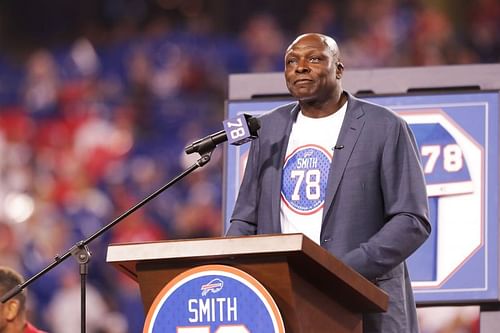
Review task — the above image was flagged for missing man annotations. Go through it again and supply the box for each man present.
[226,33,431,332]
[0,267,46,333]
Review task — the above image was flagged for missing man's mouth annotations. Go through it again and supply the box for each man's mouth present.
[294,79,313,85]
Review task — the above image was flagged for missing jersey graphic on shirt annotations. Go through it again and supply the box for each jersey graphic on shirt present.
[280,144,332,215]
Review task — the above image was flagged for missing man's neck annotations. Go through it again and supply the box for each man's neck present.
[299,91,347,118]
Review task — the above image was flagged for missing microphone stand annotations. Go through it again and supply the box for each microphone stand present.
[0,151,214,333]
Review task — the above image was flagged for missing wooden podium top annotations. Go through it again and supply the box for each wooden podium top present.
[106,233,388,313]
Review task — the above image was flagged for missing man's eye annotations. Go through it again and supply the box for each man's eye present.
[286,59,297,65]
[309,57,320,63]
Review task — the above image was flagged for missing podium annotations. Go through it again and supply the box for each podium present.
[106,234,388,332]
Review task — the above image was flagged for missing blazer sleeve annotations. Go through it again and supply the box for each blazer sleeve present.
[341,118,431,280]
[225,136,261,236]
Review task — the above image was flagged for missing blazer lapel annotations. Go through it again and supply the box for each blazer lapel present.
[322,94,365,220]
[271,103,300,232]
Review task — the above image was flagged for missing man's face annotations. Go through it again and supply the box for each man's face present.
[284,35,341,102]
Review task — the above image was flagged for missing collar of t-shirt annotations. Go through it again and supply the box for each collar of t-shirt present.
[292,101,348,147]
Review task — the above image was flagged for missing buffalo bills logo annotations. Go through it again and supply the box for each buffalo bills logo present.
[303,150,313,158]
[201,278,224,296]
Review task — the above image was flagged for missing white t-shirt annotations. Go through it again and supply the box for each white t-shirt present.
[280,102,347,244]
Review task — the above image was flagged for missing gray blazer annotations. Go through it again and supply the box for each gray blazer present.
[226,92,431,332]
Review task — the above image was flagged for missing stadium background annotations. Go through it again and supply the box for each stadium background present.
[0,0,498,332]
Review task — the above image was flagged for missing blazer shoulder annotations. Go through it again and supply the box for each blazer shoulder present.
[259,101,297,119]
[256,101,298,129]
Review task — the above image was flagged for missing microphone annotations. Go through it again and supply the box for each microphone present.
[185,114,260,155]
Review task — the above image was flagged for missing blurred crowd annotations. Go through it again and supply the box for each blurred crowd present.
[0,0,498,332]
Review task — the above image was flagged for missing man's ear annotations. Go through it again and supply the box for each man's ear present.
[4,299,21,321]
[335,61,344,79]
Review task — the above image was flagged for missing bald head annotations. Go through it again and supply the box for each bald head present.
[286,33,340,59]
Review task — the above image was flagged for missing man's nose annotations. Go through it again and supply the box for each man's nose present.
[296,59,311,73]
